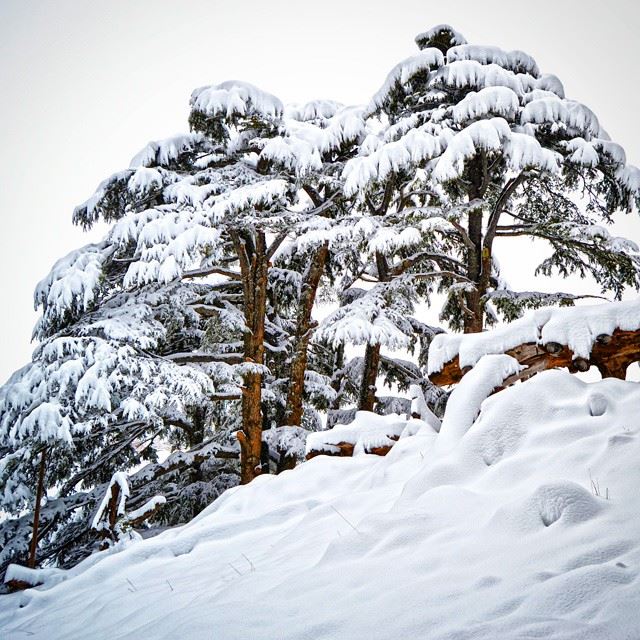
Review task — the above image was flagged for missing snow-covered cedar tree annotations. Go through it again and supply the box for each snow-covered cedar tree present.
[0,258,241,578]
[6,24,640,581]
[42,81,363,486]
[343,24,640,336]
[0,82,370,580]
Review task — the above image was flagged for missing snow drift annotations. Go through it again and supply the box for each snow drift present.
[2,369,640,639]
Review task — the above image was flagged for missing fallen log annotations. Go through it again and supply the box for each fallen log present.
[306,436,399,460]
[430,328,640,386]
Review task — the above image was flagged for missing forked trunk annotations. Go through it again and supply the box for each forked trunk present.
[283,242,329,428]
[233,230,269,484]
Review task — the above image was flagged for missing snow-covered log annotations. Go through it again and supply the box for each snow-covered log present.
[429,298,640,385]
[306,411,435,459]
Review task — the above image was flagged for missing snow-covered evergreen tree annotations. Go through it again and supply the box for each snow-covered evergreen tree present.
[4,24,640,583]
[343,24,640,334]
[0,81,368,574]
[0,255,237,575]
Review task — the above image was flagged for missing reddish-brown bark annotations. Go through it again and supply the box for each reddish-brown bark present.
[429,328,640,387]
[283,242,329,428]
[27,447,47,569]
[232,230,270,485]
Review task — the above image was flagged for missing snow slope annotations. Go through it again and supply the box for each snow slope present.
[2,370,640,639]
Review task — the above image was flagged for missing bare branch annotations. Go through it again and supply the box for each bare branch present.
[182,266,242,280]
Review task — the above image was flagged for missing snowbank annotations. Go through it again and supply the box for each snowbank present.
[2,371,640,639]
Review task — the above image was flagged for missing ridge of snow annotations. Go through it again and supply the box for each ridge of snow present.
[437,354,523,453]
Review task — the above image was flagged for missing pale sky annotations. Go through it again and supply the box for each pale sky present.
[1,0,639,383]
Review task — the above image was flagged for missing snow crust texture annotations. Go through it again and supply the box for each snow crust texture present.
[2,371,639,639]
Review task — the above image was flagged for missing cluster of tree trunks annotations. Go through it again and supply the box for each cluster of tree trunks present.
[429,328,640,387]
[230,230,330,483]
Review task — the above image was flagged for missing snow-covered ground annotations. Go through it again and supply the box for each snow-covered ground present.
[2,370,640,639]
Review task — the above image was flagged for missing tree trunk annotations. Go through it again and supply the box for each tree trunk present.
[234,230,268,485]
[283,242,329,428]
[28,447,47,568]
[464,208,484,334]
[237,368,264,484]
[359,342,381,411]
[463,156,487,334]
[357,251,389,411]
[329,343,345,411]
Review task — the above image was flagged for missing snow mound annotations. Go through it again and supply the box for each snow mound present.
[2,371,640,639]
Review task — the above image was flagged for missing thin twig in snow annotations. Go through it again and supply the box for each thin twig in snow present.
[330,505,360,534]
[241,553,255,572]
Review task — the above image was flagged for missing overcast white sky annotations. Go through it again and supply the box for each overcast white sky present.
[1,0,639,383]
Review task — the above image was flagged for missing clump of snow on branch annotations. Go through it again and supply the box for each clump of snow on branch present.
[34,243,114,332]
[447,45,540,77]
[190,80,283,121]
[368,49,444,113]
[316,285,414,350]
